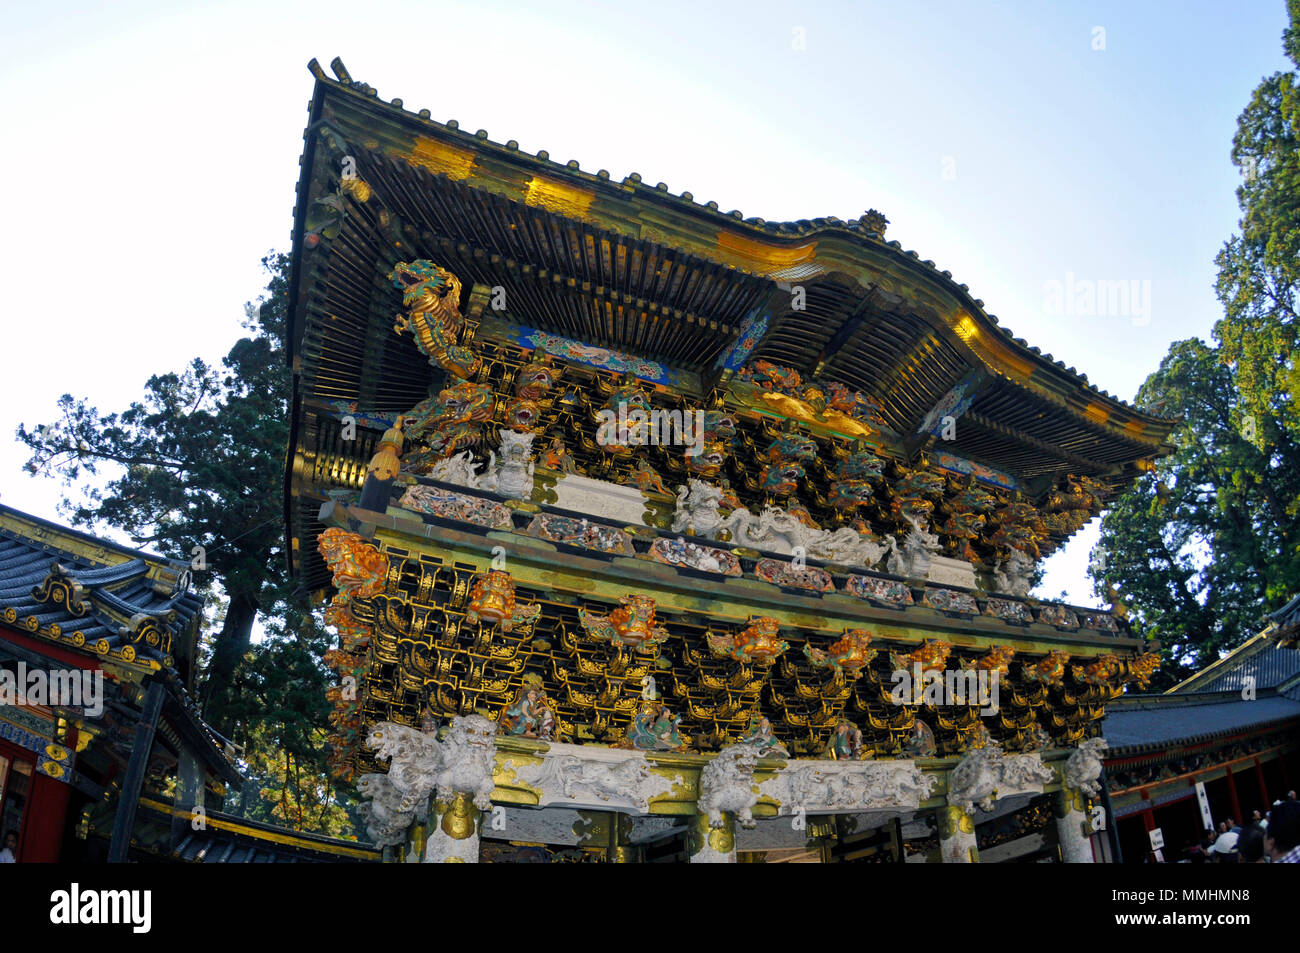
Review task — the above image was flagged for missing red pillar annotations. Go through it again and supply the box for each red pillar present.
[21,772,70,862]
[1225,766,1242,824]
[1255,759,1269,807]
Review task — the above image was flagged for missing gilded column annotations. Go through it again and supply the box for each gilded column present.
[1058,738,1107,864]
[607,813,640,863]
[426,793,482,863]
[688,811,737,863]
[937,805,979,863]
[1054,786,1095,863]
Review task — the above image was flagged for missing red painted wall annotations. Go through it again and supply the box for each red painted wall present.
[22,771,69,862]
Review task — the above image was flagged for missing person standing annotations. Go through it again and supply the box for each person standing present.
[0,831,17,863]
[1265,801,1300,863]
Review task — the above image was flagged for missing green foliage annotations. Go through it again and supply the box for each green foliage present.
[1091,5,1300,687]
[18,254,358,838]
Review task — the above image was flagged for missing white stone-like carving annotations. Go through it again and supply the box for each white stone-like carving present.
[426,433,537,503]
[992,549,1035,597]
[368,721,442,798]
[427,450,486,488]
[723,505,887,569]
[947,747,1001,815]
[998,752,1056,797]
[481,429,536,501]
[698,744,759,829]
[759,759,935,816]
[1064,737,1108,798]
[947,746,1054,815]
[432,715,499,809]
[360,715,499,840]
[424,834,481,863]
[356,772,418,847]
[926,555,978,589]
[671,480,725,538]
[550,473,658,524]
[885,515,942,579]
[506,743,677,813]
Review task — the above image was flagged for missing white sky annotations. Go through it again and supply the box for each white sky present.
[0,0,1292,606]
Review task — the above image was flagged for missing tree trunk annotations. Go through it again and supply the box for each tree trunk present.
[201,589,261,737]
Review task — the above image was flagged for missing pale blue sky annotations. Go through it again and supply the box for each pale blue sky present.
[0,0,1292,604]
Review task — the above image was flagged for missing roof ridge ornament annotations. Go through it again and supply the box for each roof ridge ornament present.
[32,561,89,617]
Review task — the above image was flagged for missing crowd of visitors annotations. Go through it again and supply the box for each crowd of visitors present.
[1184,791,1300,863]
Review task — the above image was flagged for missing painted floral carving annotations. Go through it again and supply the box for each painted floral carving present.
[649,536,742,576]
[1036,604,1079,629]
[983,598,1033,624]
[754,558,835,593]
[923,587,979,614]
[397,485,514,529]
[845,574,914,607]
[526,513,635,554]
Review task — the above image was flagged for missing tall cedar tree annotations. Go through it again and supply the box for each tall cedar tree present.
[16,256,342,772]
[1091,3,1300,688]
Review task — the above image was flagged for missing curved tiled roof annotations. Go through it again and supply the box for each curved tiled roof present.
[301,57,1175,422]
[0,506,201,674]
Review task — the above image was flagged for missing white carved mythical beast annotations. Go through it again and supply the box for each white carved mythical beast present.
[698,745,760,829]
[722,505,887,568]
[884,514,942,578]
[1064,737,1108,798]
[671,480,726,538]
[427,430,536,502]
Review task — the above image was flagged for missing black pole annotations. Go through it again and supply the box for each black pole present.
[107,680,165,863]
[1099,765,1123,864]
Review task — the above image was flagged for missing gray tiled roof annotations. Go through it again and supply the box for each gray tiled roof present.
[0,506,201,670]
[1190,646,1300,698]
[1103,694,1300,751]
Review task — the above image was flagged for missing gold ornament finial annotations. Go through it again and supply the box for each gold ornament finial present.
[367,416,405,481]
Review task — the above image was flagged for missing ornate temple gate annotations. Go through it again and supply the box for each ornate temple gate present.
[354,715,1108,863]
[282,59,1177,863]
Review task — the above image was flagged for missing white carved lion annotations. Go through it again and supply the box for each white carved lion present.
[992,549,1035,597]
[558,755,652,803]
[671,480,725,538]
[698,745,759,829]
[356,773,415,847]
[999,753,1056,792]
[481,429,536,501]
[433,715,499,809]
[947,746,1003,815]
[1064,737,1108,798]
[367,722,441,800]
